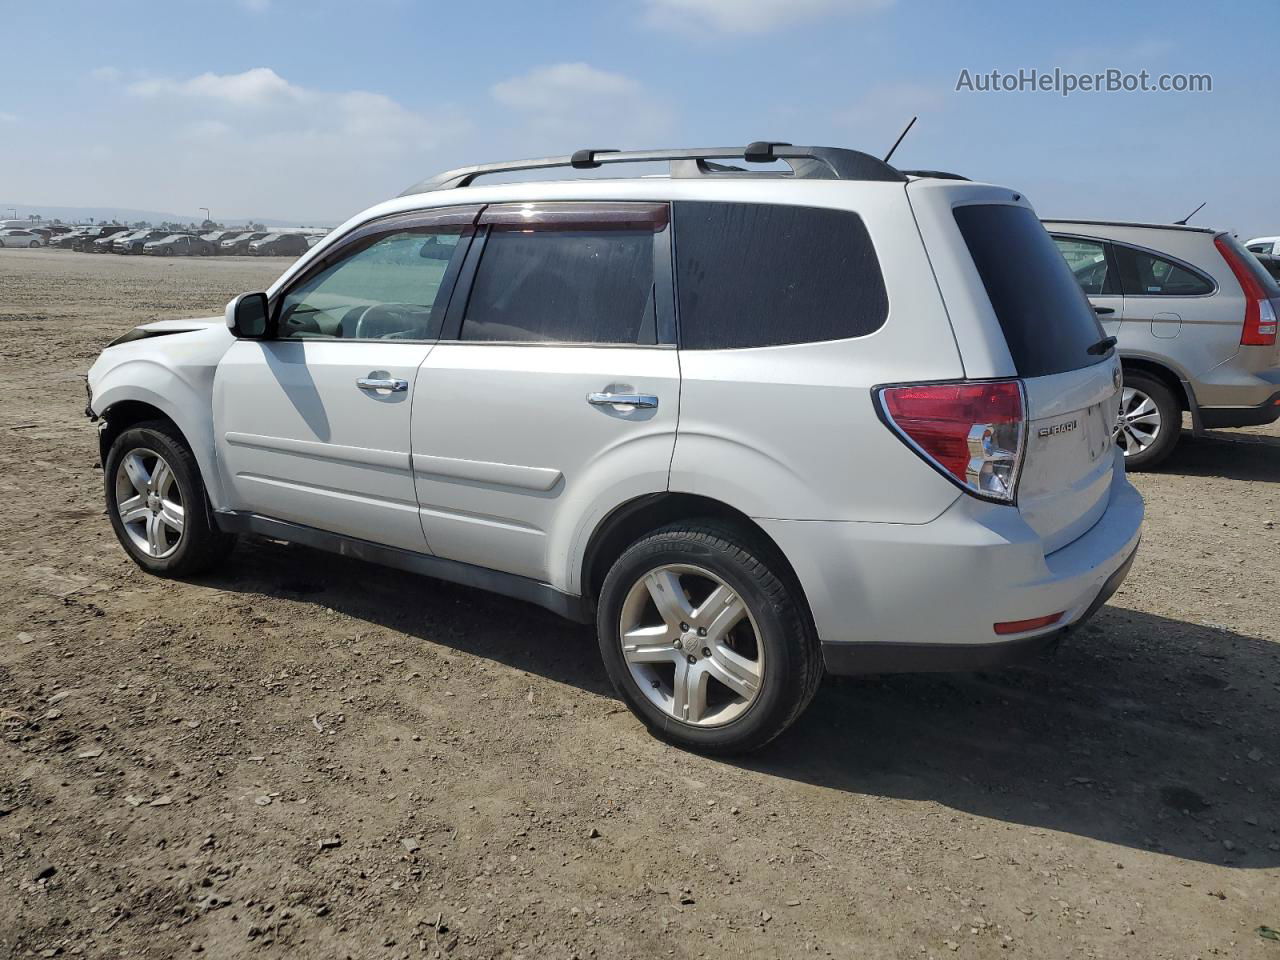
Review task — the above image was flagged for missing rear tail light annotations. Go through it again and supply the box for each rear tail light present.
[876,380,1027,503]
[1214,234,1278,346]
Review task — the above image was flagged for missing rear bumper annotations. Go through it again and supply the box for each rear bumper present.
[757,467,1144,675]
[819,541,1137,673]
[1198,389,1280,428]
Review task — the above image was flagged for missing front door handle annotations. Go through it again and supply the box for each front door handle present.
[357,376,408,393]
[588,392,658,409]
[1093,306,1116,315]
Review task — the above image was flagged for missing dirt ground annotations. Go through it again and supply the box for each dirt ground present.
[1,247,1277,960]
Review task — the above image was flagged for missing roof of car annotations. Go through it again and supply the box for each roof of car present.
[1041,218,1217,235]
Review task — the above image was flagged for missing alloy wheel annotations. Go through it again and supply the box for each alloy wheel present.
[618,563,764,727]
[114,448,185,558]
[1114,385,1161,456]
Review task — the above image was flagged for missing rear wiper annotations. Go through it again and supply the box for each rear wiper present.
[1087,335,1118,356]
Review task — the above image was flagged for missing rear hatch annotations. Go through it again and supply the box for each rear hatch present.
[952,201,1120,554]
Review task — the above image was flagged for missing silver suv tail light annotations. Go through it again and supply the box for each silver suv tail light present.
[875,380,1027,504]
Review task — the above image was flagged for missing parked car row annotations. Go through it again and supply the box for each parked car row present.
[31,225,327,256]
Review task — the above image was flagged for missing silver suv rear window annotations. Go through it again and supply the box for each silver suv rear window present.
[955,204,1107,378]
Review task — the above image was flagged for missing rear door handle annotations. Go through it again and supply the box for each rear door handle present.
[588,392,658,409]
[357,377,408,392]
[1093,306,1116,315]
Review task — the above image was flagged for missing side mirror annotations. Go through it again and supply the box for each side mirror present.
[226,292,269,338]
[419,239,454,260]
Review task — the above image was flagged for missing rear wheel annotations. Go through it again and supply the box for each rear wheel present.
[104,421,235,577]
[1114,370,1180,469]
[597,520,822,754]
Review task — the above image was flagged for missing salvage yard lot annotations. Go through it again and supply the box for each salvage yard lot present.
[1,247,1278,959]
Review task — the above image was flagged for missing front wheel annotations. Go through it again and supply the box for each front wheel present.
[1114,371,1180,470]
[597,521,823,754]
[104,421,235,577]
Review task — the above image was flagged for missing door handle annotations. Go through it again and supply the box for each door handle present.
[357,377,408,392]
[1093,306,1116,315]
[588,392,658,409]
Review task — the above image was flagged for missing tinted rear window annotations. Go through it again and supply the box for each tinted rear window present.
[954,204,1106,377]
[673,201,887,350]
[461,226,656,344]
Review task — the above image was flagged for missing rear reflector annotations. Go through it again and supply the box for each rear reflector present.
[994,612,1063,635]
[1214,234,1278,346]
[877,380,1027,503]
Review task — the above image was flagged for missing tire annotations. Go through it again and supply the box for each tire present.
[1115,370,1180,470]
[104,420,236,577]
[597,520,823,754]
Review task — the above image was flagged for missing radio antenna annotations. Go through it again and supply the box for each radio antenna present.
[1175,201,1206,225]
[883,116,918,163]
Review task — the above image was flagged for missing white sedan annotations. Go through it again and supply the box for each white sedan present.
[0,229,44,248]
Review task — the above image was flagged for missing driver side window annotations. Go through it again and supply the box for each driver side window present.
[277,227,466,341]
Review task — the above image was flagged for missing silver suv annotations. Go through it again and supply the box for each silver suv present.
[1046,219,1280,468]
[87,144,1143,753]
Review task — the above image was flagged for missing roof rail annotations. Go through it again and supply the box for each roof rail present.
[398,142,907,196]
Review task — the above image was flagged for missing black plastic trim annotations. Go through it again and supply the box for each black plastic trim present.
[1198,390,1280,428]
[822,541,1139,675]
[214,512,592,623]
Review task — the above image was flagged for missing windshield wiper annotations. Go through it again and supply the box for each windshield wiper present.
[1087,335,1118,356]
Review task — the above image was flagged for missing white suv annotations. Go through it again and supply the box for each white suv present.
[86,144,1144,753]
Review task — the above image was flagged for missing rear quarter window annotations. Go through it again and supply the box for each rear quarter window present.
[672,201,887,350]
[954,204,1106,378]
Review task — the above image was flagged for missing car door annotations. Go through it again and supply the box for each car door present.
[1051,234,1124,335]
[410,201,680,586]
[1113,242,1218,346]
[213,205,481,552]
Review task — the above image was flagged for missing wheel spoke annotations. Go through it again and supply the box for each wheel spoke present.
[158,501,185,534]
[1130,396,1156,419]
[622,638,677,665]
[118,494,149,526]
[706,644,762,700]
[671,658,709,723]
[149,459,172,496]
[1127,410,1159,426]
[697,587,746,646]
[145,513,165,556]
[644,569,695,629]
[122,453,151,496]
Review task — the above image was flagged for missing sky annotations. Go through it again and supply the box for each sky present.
[2,0,1277,236]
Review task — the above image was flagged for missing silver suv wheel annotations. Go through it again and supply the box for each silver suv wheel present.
[114,448,185,558]
[618,563,764,727]
[1115,385,1161,456]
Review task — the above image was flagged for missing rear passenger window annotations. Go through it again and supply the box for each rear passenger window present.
[1114,246,1213,296]
[1053,236,1117,296]
[461,204,664,344]
[672,201,887,350]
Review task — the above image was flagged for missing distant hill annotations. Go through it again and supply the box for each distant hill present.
[0,202,332,229]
